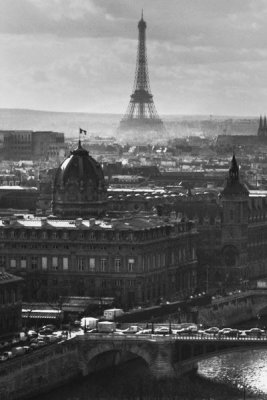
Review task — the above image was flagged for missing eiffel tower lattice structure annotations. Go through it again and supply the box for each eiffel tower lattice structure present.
[120,12,164,133]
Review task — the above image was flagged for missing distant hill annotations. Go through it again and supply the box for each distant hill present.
[0,108,259,142]
[0,108,120,138]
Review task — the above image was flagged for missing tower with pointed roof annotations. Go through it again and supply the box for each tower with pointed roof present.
[119,12,164,135]
[220,154,249,285]
[258,115,267,137]
[52,140,107,218]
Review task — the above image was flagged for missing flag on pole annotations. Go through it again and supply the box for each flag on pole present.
[79,128,87,135]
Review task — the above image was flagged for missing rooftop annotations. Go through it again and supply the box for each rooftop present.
[0,214,178,231]
[0,269,23,284]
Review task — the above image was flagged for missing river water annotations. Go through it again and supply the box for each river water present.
[32,318,267,400]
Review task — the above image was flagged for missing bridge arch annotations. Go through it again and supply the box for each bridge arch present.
[79,341,154,376]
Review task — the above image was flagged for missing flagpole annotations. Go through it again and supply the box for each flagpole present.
[79,128,81,147]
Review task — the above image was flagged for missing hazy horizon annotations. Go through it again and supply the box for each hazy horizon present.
[0,108,259,141]
[0,107,260,120]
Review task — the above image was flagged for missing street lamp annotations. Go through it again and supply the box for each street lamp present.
[237,383,246,400]
[169,316,172,334]
[206,265,209,293]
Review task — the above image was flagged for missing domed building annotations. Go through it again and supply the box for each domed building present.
[52,140,107,218]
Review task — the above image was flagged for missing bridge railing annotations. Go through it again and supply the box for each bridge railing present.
[80,332,267,343]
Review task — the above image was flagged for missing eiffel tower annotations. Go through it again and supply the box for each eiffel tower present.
[119,12,164,134]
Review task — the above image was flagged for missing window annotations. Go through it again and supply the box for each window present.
[62,231,68,240]
[31,231,37,239]
[31,256,38,270]
[42,257,48,270]
[89,232,95,240]
[115,279,122,287]
[128,258,135,272]
[52,257,58,270]
[42,231,47,239]
[10,259,16,268]
[20,257,27,268]
[0,256,5,267]
[89,258,95,272]
[114,258,121,272]
[52,232,58,240]
[78,257,85,271]
[100,258,107,272]
[63,257,69,270]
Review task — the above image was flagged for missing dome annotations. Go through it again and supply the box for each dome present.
[52,141,107,218]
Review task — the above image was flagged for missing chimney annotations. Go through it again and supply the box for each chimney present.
[10,216,17,225]
[75,218,83,228]
[170,211,177,222]
[41,217,47,227]
[89,218,95,227]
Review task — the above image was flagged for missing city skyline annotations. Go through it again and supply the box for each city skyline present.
[1,0,267,116]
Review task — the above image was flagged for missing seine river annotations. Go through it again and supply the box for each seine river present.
[33,318,267,400]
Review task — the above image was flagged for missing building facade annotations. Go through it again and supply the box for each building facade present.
[1,215,198,308]
[0,130,65,161]
[2,142,198,308]
[0,269,23,338]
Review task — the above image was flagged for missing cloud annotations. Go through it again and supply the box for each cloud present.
[2,0,267,115]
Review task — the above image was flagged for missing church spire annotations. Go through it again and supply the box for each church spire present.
[229,153,239,183]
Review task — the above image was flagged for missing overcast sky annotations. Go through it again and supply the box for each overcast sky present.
[1,0,267,116]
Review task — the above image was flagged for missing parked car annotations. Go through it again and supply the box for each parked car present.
[27,330,38,338]
[204,327,220,334]
[38,328,53,335]
[3,351,15,359]
[246,328,265,337]
[136,329,152,335]
[45,335,58,343]
[154,327,170,335]
[42,325,56,331]
[0,353,8,362]
[22,346,33,353]
[36,340,46,347]
[219,328,233,335]
[122,326,142,334]
[223,329,239,337]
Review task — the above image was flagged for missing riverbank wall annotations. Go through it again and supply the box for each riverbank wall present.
[0,340,81,400]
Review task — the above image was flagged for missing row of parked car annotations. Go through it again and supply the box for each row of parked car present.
[0,325,66,362]
[112,325,267,337]
[201,326,266,337]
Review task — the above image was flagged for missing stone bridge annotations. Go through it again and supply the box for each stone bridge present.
[1,333,267,400]
[77,332,267,378]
